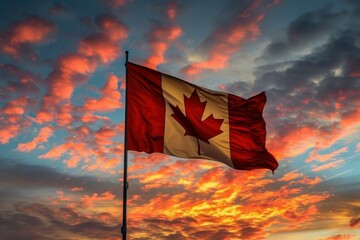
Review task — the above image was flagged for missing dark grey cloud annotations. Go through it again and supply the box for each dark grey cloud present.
[0,203,121,240]
[261,4,349,60]
[228,4,360,144]
[0,159,119,196]
[0,64,41,98]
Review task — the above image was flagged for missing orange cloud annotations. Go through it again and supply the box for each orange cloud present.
[81,191,115,207]
[181,1,269,75]
[71,187,83,192]
[10,16,54,44]
[279,170,303,182]
[17,126,53,152]
[283,205,318,222]
[0,16,55,59]
[36,13,127,125]
[306,147,348,163]
[96,14,127,42]
[142,25,182,69]
[81,113,110,123]
[83,73,123,112]
[320,234,356,240]
[56,103,73,127]
[58,53,97,75]
[1,96,29,115]
[312,159,345,172]
[94,126,119,145]
[39,141,95,168]
[79,33,120,64]
[0,124,22,144]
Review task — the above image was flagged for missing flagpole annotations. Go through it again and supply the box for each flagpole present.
[121,50,129,240]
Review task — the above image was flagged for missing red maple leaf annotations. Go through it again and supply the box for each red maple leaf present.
[169,89,224,155]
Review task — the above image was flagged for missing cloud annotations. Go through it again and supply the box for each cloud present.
[142,24,182,69]
[1,96,29,116]
[312,159,345,172]
[228,23,360,160]
[81,191,115,207]
[349,217,360,228]
[48,3,70,17]
[0,160,119,194]
[306,147,348,163]
[181,0,276,75]
[141,3,182,69]
[0,64,40,95]
[0,16,55,60]
[83,73,123,112]
[0,202,122,240]
[0,98,32,143]
[36,13,127,125]
[319,234,356,240]
[261,5,349,60]
[96,13,128,42]
[39,122,124,171]
[79,33,120,64]
[36,53,97,124]
[102,0,126,8]
[17,126,53,152]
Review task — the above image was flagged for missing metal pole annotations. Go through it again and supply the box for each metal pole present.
[121,51,129,240]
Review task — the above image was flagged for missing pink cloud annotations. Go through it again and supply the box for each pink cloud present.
[17,126,53,152]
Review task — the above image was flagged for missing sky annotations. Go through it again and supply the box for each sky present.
[0,0,359,239]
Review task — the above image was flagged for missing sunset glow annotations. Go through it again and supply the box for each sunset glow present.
[0,0,359,239]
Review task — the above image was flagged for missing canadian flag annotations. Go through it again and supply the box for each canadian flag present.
[126,62,278,172]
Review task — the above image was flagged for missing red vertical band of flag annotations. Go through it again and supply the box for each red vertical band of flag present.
[228,93,278,171]
[127,62,165,152]
[126,62,278,172]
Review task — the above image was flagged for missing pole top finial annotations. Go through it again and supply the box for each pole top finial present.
[125,51,129,64]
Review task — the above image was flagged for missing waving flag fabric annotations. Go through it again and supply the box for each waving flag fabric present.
[126,62,278,172]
